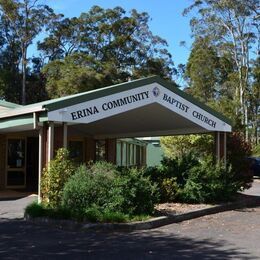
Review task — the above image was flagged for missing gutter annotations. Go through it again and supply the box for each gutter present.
[0,106,46,119]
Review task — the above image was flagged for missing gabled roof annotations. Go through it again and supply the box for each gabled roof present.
[0,76,232,133]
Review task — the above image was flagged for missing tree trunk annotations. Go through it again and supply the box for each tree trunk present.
[21,45,26,105]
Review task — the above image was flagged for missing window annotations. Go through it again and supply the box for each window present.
[68,141,84,164]
[7,138,26,187]
[116,141,122,166]
[8,139,25,168]
[95,140,107,161]
[122,142,127,166]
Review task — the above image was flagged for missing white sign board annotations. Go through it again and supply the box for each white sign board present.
[48,83,231,132]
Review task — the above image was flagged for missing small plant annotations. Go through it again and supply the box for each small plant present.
[41,148,76,208]
[25,202,71,219]
[25,202,46,218]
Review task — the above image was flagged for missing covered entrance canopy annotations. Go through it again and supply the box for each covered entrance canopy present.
[0,76,232,194]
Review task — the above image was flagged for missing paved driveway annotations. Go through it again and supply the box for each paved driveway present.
[0,206,260,259]
[0,195,37,219]
[0,182,259,259]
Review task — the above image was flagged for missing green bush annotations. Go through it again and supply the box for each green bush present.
[84,206,129,223]
[145,151,249,203]
[179,157,239,203]
[160,177,179,202]
[116,167,159,215]
[160,153,200,188]
[25,202,46,218]
[25,202,71,219]
[62,161,159,217]
[41,148,76,208]
[62,162,118,215]
[253,144,260,157]
[144,153,199,202]
[227,132,253,190]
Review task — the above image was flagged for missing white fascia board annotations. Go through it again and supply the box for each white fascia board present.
[48,83,232,132]
[0,106,45,119]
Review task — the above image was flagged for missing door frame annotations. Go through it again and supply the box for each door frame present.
[5,136,27,189]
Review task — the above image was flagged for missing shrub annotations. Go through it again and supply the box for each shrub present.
[144,151,248,203]
[116,167,159,215]
[160,153,200,188]
[41,148,76,208]
[62,161,159,217]
[180,157,239,203]
[161,134,214,158]
[62,162,119,215]
[143,153,199,202]
[25,202,46,218]
[160,177,179,202]
[25,202,71,219]
[227,132,253,190]
[253,144,260,157]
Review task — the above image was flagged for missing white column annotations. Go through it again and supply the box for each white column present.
[223,132,227,167]
[63,123,68,149]
[48,122,54,163]
[38,127,43,203]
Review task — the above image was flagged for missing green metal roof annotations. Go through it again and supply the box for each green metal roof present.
[0,100,22,109]
[0,76,232,126]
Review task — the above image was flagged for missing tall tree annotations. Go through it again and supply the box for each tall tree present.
[0,0,55,104]
[185,37,219,103]
[39,6,174,97]
[0,14,21,103]
[184,0,259,140]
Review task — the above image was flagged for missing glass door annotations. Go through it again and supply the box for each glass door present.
[6,138,26,188]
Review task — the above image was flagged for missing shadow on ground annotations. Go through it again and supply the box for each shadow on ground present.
[0,219,256,260]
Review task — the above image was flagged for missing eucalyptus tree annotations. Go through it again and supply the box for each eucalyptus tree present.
[0,0,56,104]
[183,0,259,139]
[39,6,174,97]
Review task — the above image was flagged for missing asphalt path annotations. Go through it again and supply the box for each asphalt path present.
[0,181,259,259]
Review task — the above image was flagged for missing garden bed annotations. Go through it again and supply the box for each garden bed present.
[156,202,213,216]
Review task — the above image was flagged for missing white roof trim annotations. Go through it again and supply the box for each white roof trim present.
[0,106,46,118]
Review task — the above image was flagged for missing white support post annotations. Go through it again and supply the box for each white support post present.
[223,132,227,167]
[63,122,68,149]
[48,122,54,163]
[38,127,43,203]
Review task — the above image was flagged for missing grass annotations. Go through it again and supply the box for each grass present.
[25,202,151,223]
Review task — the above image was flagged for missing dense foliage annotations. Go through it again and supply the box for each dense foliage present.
[62,162,159,219]
[144,153,253,203]
[183,0,259,143]
[0,2,174,104]
[41,148,76,208]
[161,134,214,158]
[227,132,253,190]
[39,159,158,222]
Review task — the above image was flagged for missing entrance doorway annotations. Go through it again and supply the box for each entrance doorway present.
[26,137,39,192]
